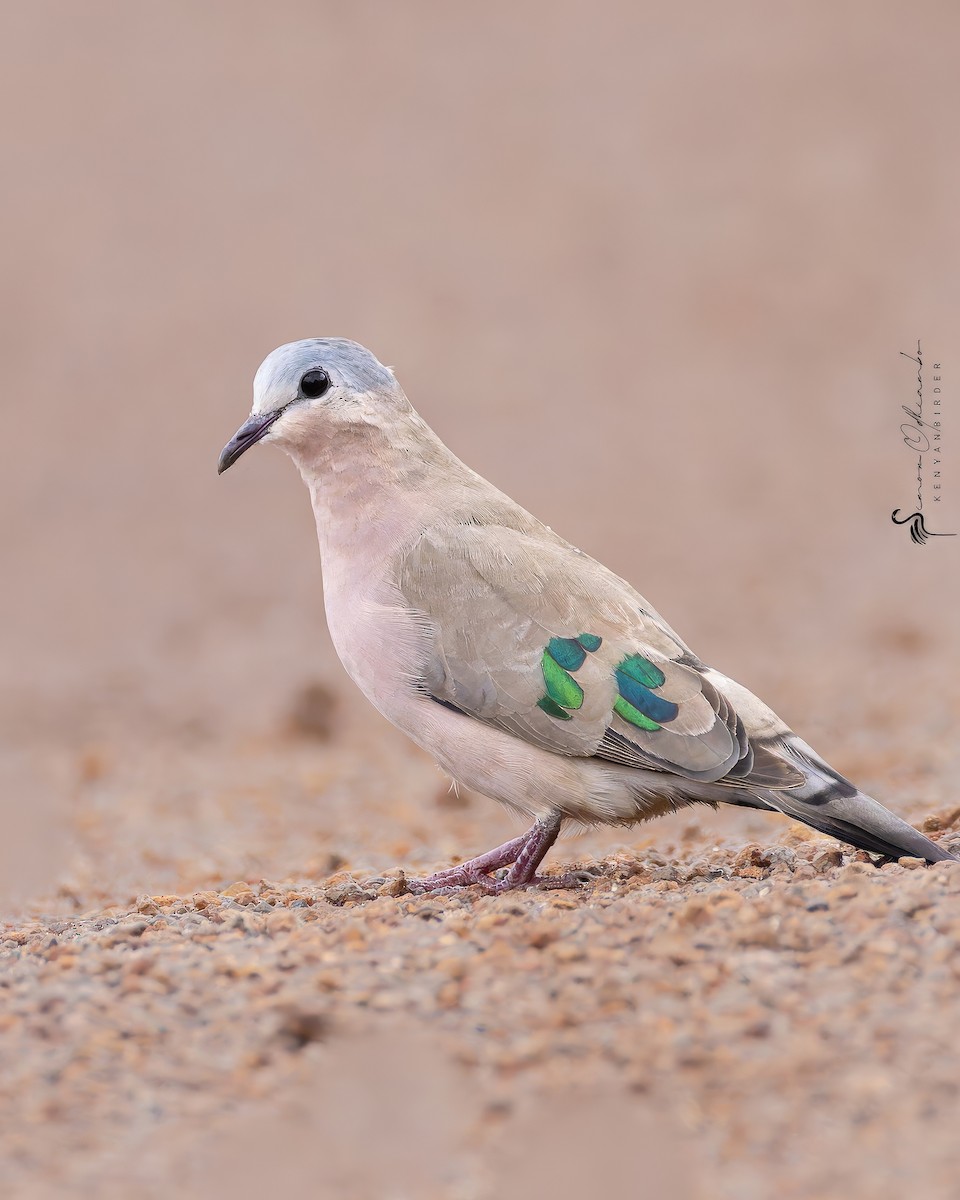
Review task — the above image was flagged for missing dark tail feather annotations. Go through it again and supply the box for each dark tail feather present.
[762,786,952,862]
[757,737,954,864]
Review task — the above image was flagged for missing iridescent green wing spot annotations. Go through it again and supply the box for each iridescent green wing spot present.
[612,653,679,731]
[617,653,665,688]
[541,652,584,709]
[536,634,603,720]
[613,696,660,731]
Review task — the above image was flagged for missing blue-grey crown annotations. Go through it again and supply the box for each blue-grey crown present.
[263,338,396,396]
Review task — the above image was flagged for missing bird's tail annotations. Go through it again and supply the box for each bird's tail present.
[756,736,953,864]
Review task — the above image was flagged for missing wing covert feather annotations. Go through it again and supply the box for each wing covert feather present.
[399,523,801,787]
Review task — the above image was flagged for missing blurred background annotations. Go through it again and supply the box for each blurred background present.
[1,2,959,1196]
[2,0,958,899]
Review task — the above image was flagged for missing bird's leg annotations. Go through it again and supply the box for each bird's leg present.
[406,813,570,895]
[404,830,530,894]
[474,812,563,894]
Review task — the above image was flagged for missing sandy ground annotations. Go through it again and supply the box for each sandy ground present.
[2,2,960,1197]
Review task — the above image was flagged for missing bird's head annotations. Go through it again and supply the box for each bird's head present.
[217,338,402,474]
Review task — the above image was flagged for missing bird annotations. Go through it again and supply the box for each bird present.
[218,338,952,892]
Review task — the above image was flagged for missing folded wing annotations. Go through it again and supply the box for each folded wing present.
[399,523,802,790]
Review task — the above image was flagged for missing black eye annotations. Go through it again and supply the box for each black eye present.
[300,368,330,399]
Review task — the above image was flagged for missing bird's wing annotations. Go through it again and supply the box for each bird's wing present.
[399,523,802,788]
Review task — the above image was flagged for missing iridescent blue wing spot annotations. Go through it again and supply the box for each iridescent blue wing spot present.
[615,669,678,725]
[546,637,586,671]
[612,653,679,731]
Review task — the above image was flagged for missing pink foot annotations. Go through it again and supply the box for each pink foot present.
[406,814,568,894]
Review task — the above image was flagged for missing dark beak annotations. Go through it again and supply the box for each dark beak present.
[217,411,281,474]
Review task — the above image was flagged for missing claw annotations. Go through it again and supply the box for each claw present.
[404,814,568,894]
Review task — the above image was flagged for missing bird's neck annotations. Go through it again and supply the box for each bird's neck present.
[290,412,484,572]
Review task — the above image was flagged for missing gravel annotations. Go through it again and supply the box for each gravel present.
[3,814,960,1199]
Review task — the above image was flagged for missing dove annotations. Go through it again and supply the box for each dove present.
[218,338,952,891]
